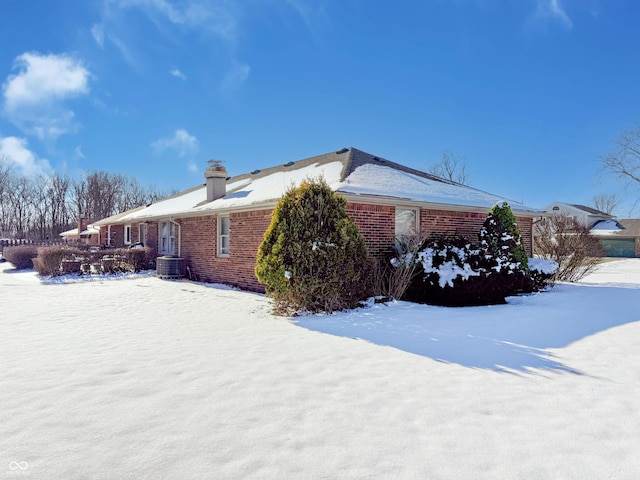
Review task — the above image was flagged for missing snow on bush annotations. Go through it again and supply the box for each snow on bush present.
[416,245,481,288]
[529,258,559,275]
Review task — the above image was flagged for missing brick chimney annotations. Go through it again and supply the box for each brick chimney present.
[78,215,89,235]
[204,160,227,202]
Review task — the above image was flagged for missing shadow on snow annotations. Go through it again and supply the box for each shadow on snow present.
[295,283,640,373]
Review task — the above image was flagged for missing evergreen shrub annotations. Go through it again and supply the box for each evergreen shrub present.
[402,203,535,306]
[255,177,371,314]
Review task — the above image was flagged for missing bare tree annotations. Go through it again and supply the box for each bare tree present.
[427,150,470,185]
[47,173,72,235]
[7,177,36,238]
[72,171,127,221]
[0,156,16,237]
[534,214,603,282]
[601,125,640,187]
[591,193,619,215]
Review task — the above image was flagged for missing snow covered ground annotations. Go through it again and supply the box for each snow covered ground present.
[1,259,640,479]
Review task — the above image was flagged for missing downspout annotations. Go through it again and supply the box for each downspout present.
[170,218,181,257]
[107,225,112,246]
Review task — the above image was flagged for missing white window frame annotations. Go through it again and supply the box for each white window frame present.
[159,221,176,255]
[138,223,147,247]
[124,224,132,245]
[395,207,419,237]
[217,215,230,257]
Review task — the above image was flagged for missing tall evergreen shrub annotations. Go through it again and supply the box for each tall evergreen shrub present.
[479,202,528,270]
[255,177,371,314]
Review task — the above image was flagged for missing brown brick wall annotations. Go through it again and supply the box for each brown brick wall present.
[101,224,125,247]
[346,202,395,258]
[179,210,274,292]
[103,202,534,291]
[418,209,533,257]
[145,222,158,254]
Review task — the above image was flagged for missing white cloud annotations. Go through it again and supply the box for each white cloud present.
[0,136,52,177]
[107,0,240,42]
[187,160,198,173]
[534,0,573,30]
[151,129,199,157]
[2,52,91,140]
[74,145,85,160]
[91,24,105,48]
[170,68,186,80]
[222,61,250,91]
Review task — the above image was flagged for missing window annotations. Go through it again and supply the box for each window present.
[159,221,176,254]
[124,224,132,245]
[138,223,147,247]
[395,208,418,236]
[218,215,230,256]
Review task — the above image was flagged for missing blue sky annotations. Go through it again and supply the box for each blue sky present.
[1,0,639,215]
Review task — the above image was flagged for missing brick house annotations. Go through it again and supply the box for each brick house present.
[59,215,101,246]
[93,148,542,291]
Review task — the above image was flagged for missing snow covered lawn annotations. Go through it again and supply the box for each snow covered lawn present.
[1,260,640,479]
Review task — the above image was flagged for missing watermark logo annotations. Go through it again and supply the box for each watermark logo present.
[9,461,28,471]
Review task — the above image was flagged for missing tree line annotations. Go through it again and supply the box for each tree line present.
[0,155,172,241]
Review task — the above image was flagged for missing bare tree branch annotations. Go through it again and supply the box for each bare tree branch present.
[427,150,471,185]
[591,193,619,215]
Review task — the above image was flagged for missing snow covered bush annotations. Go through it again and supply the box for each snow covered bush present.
[528,258,559,291]
[479,202,528,270]
[255,177,371,314]
[403,204,535,306]
[2,244,38,270]
[403,234,508,306]
[478,202,533,294]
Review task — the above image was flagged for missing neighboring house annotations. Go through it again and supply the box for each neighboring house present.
[590,218,640,258]
[94,147,542,291]
[543,202,614,228]
[543,202,640,258]
[59,216,101,246]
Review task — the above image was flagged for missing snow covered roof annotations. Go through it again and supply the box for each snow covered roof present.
[590,219,625,236]
[591,219,640,238]
[104,148,543,224]
[544,202,613,219]
[59,225,100,237]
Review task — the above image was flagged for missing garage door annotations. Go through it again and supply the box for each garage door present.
[598,238,636,258]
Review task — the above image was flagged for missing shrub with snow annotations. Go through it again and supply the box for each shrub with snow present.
[255,177,371,314]
[403,234,513,306]
[528,257,559,291]
[479,202,528,271]
[402,204,536,306]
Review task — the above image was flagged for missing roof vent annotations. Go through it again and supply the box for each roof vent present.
[284,161,295,167]
[251,169,261,175]
[336,148,349,154]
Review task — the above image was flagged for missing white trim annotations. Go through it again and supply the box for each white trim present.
[159,220,177,255]
[395,207,419,236]
[124,224,132,245]
[217,214,230,257]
